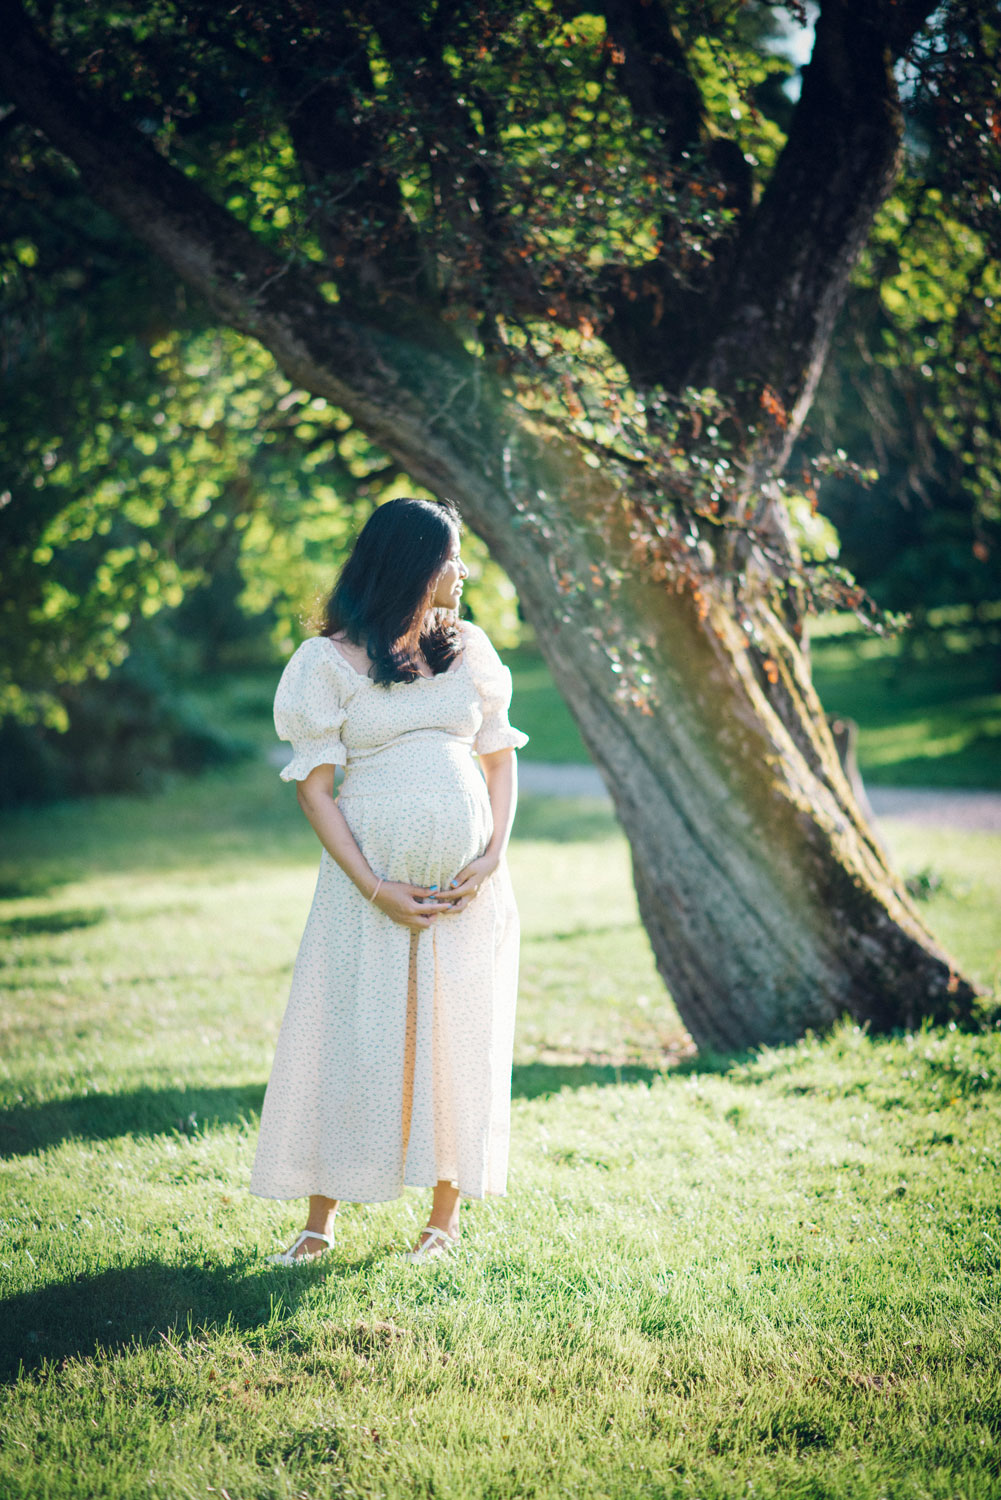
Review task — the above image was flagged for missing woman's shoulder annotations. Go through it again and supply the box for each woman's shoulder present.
[457,619,510,682]
[457,619,496,654]
[322,631,374,676]
[287,633,332,661]
[278,634,361,699]
[274,637,353,767]
[286,633,362,673]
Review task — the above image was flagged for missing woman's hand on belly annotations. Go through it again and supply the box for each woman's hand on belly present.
[375,881,455,930]
[437,852,500,916]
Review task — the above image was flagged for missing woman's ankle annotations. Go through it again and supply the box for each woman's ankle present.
[305,1196,338,1237]
[426,1213,459,1239]
[427,1182,460,1239]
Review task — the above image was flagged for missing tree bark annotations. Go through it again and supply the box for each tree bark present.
[0,0,980,1050]
[696,0,926,459]
[453,430,975,1051]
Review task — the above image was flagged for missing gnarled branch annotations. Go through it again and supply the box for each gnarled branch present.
[693,0,938,459]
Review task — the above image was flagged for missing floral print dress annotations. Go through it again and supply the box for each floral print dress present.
[249,621,528,1204]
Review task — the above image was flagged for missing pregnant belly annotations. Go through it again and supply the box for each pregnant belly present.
[337,738,493,888]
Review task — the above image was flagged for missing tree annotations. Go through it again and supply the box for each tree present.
[807,187,1001,627]
[0,201,519,738]
[1,0,994,1048]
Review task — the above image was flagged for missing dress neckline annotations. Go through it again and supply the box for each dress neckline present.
[323,635,467,684]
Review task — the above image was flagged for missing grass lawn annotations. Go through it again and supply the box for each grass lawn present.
[1,753,1000,1499]
[502,624,1001,788]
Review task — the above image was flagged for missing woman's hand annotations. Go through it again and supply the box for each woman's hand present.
[438,853,500,915]
[373,880,453,930]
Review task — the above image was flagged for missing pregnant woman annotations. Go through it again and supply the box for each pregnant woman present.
[250,497,528,1265]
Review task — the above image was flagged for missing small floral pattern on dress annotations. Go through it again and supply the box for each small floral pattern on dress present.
[250,621,528,1204]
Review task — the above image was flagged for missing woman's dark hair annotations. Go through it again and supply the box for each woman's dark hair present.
[320,498,463,685]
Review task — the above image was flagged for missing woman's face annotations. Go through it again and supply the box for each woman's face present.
[430,532,469,610]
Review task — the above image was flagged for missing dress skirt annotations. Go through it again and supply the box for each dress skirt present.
[249,731,521,1204]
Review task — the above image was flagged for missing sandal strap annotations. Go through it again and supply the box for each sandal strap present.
[290,1229,335,1250]
[415,1225,457,1250]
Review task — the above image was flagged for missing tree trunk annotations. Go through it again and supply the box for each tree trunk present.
[0,0,980,1051]
[436,429,976,1052]
[541,577,971,1052]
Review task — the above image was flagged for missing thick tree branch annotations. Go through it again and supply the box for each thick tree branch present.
[602,0,940,410]
[598,0,706,151]
[0,3,293,322]
[0,0,473,435]
[694,0,939,467]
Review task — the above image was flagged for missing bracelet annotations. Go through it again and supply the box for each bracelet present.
[369,877,384,903]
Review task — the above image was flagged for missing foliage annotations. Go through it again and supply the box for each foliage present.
[0,660,247,808]
[0,222,519,739]
[808,182,1001,616]
[2,0,999,780]
[804,1,1001,616]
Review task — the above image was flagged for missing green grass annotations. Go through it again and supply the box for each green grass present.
[809,637,1001,789]
[1,756,1001,1499]
[501,626,1001,788]
[499,648,591,764]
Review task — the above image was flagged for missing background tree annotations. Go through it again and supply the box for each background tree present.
[0,177,517,789]
[1,0,996,1047]
[797,18,1001,708]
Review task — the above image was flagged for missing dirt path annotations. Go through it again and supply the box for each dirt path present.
[516,763,1001,833]
[267,747,1000,832]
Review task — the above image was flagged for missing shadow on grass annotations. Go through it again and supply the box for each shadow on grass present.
[0,907,107,938]
[0,867,74,902]
[863,738,1001,790]
[512,1061,661,1099]
[0,1085,266,1159]
[2,1053,747,1158]
[0,1256,331,1383]
[511,1051,740,1100]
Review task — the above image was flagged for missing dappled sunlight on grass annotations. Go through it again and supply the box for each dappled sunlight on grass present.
[810,638,1001,789]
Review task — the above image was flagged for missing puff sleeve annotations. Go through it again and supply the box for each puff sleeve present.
[462,622,530,757]
[273,637,349,782]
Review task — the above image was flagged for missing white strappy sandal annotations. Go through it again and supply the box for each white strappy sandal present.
[405,1225,459,1265]
[268,1228,335,1266]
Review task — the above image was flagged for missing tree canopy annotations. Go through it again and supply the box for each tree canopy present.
[1,0,997,1039]
[2,1,996,738]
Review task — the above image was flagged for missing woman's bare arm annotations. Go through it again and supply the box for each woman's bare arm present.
[481,748,517,866]
[444,748,517,912]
